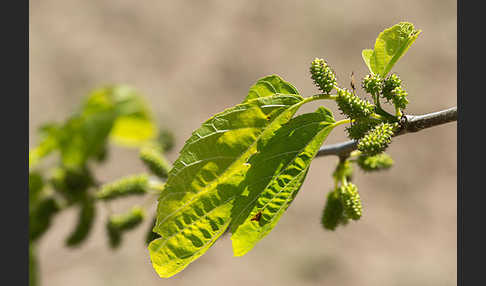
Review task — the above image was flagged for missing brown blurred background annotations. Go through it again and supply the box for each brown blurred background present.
[29,1,456,285]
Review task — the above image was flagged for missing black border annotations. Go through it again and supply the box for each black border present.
[3,0,29,285]
[461,0,486,285]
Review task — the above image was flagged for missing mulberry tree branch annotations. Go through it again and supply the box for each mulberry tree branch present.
[316,107,457,158]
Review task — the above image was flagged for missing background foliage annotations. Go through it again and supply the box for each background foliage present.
[30,1,456,285]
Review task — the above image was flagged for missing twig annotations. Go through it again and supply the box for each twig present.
[316,107,457,158]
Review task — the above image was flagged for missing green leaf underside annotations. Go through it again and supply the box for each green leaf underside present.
[370,22,421,76]
[149,76,305,278]
[230,106,336,256]
[361,49,374,74]
[244,75,299,102]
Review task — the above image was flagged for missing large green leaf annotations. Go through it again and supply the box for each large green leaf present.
[230,106,337,256]
[244,75,299,102]
[369,22,421,76]
[149,78,305,277]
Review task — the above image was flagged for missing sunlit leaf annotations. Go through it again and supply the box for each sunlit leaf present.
[369,22,421,76]
[230,106,337,256]
[149,76,305,278]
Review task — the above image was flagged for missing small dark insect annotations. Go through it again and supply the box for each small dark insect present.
[350,71,356,92]
[251,211,262,222]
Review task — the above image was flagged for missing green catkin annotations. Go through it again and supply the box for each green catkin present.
[362,74,383,95]
[65,199,96,247]
[96,174,149,201]
[346,117,382,140]
[140,146,171,179]
[336,88,374,119]
[321,190,348,230]
[357,122,397,156]
[106,207,145,248]
[382,73,402,101]
[339,183,362,220]
[357,153,394,172]
[310,58,337,94]
[145,217,162,245]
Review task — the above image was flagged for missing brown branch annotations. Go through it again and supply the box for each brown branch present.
[316,107,457,158]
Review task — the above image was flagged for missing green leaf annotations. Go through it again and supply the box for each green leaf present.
[361,49,374,74]
[230,106,337,256]
[29,124,60,169]
[89,85,157,147]
[110,116,157,147]
[149,80,305,277]
[370,22,421,76]
[244,75,299,102]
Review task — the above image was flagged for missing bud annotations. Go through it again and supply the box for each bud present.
[339,183,362,220]
[310,58,337,94]
[336,88,374,119]
[357,122,397,155]
[357,153,394,172]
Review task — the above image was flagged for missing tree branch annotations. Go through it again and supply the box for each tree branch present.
[316,107,457,158]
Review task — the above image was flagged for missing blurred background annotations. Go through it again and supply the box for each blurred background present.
[29,1,456,285]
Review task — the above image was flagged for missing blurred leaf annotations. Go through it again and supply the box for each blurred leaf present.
[29,243,38,286]
[110,117,156,147]
[29,172,44,206]
[230,106,337,256]
[29,196,62,241]
[65,198,96,247]
[369,22,421,76]
[149,77,304,278]
[29,124,61,169]
[107,85,158,147]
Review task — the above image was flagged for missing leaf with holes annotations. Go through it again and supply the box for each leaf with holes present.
[148,76,307,277]
[229,106,338,256]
